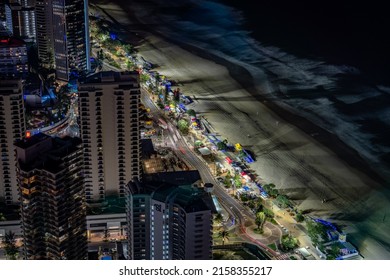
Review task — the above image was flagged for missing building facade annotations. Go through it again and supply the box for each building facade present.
[52,0,90,80]
[78,71,141,203]
[5,1,36,43]
[126,180,214,260]
[127,179,151,260]
[0,0,6,21]
[0,36,28,77]
[0,78,26,205]
[15,133,87,260]
[35,0,54,68]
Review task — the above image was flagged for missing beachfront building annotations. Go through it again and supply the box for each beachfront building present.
[78,71,141,203]
[0,78,26,205]
[126,178,214,260]
[4,1,36,43]
[52,0,90,80]
[15,133,87,260]
[0,36,28,77]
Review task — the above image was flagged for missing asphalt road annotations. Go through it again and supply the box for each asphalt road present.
[141,89,278,258]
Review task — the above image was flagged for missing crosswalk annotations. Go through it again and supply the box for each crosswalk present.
[275,253,290,260]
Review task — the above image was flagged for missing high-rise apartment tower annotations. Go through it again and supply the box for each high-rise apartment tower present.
[15,133,87,260]
[78,71,141,203]
[0,78,25,205]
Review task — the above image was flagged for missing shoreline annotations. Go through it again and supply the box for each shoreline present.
[93,1,385,187]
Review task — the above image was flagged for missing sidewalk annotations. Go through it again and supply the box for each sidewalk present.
[269,202,321,259]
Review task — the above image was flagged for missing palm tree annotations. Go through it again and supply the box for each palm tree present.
[218,230,230,245]
[214,213,223,225]
[255,212,266,231]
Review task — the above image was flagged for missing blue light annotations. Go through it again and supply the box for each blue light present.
[110,33,117,40]
[314,219,337,231]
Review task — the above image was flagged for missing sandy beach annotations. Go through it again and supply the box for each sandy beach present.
[91,1,390,259]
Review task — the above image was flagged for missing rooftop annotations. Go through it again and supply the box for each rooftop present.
[198,147,212,156]
[152,184,213,213]
[14,133,50,150]
[80,71,139,85]
[15,133,83,173]
[0,36,26,48]
[141,138,155,158]
[127,179,216,213]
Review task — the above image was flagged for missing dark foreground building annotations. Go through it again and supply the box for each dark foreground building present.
[15,133,87,259]
[126,177,214,260]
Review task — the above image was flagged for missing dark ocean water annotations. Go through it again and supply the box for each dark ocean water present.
[222,0,390,82]
[127,0,390,181]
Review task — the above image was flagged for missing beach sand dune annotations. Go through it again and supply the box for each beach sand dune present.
[91,1,390,259]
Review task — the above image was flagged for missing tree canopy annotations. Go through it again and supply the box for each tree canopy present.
[263,183,279,197]
[187,109,196,117]
[177,119,189,134]
[214,213,223,224]
[275,194,290,208]
[218,230,230,245]
[216,141,227,151]
[281,235,299,251]
[306,220,328,246]
[255,212,266,231]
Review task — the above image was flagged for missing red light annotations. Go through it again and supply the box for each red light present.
[26,131,31,138]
